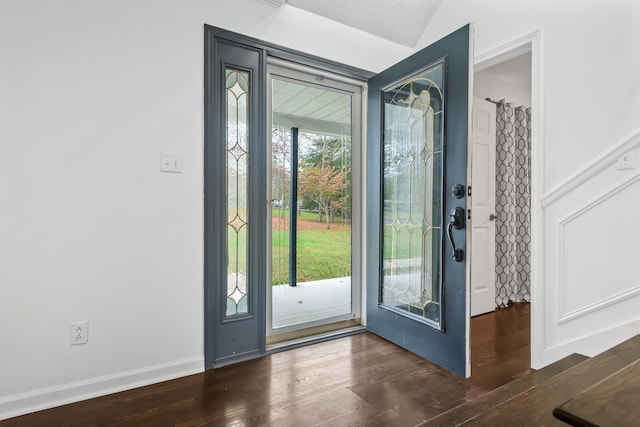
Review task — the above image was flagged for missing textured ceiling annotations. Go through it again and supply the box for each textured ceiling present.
[264,0,443,47]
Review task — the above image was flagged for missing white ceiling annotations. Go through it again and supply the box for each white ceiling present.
[475,52,532,107]
[479,53,532,87]
[258,0,443,47]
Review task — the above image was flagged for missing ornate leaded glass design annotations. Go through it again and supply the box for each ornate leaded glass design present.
[382,61,444,327]
[226,68,249,317]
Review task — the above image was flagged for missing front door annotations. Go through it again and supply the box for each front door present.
[366,25,473,377]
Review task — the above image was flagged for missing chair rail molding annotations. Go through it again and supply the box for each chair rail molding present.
[542,128,640,208]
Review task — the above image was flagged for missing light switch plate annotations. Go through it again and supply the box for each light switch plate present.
[160,152,183,173]
[616,151,635,170]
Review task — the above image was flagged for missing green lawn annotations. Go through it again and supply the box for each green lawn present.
[272,226,351,285]
[228,210,351,285]
[272,209,351,284]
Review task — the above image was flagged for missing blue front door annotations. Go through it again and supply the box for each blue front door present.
[366,25,472,377]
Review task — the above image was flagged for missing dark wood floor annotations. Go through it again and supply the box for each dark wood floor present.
[0,304,530,427]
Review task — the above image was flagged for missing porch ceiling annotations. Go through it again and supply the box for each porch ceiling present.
[272,79,351,136]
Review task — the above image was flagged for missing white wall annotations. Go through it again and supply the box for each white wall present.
[421,0,640,190]
[422,0,640,367]
[0,0,412,419]
[475,53,531,107]
[4,0,640,419]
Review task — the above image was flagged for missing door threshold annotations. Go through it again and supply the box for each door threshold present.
[266,325,366,355]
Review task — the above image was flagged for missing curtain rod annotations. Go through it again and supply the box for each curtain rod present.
[485,97,529,110]
[484,97,505,104]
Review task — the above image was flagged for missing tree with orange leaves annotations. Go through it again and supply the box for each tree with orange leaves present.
[298,162,348,230]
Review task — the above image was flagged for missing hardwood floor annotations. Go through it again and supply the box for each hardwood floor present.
[0,304,530,427]
[469,302,530,390]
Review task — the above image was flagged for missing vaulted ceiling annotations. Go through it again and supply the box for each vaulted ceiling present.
[258,0,445,134]
[257,0,532,133]
[257,0,443,47]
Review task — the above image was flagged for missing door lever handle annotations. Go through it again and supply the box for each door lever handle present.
[447,207,465,262]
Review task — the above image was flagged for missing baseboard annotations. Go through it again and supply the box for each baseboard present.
[0,356,204,421]
[535,318,640,368]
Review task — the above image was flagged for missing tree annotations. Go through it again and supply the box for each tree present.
[299,134,352,223]
[298,162,348,229]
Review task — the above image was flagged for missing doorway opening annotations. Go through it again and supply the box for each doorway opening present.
[266,60,364,345]
[470,42,534,385]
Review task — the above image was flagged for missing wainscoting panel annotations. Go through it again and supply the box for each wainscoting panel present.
[541,129,640,365]
[558,176,640,322]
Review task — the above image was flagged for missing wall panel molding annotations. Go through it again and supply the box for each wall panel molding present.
[556,172,640,324]
[558,284,640,325]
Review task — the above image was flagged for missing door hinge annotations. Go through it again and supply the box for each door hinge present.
[468,209,471,220]
[467,186,472,197]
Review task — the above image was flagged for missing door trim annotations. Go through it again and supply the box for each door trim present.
[474,29,544,369]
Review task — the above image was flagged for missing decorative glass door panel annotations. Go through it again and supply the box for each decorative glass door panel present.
[226,68,250,317]
[366,25,472,377]
[382,61,444,328]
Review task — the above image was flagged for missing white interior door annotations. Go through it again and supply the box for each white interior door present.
[470,97,496,317]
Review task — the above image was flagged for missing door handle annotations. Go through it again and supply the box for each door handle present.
[489,213,497,221]
[447,207,465,262]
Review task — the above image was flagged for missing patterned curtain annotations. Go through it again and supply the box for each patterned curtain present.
[494,101,531,307]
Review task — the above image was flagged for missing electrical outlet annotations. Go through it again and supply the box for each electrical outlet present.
[70,321,89,345]
[160,152,183,173]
